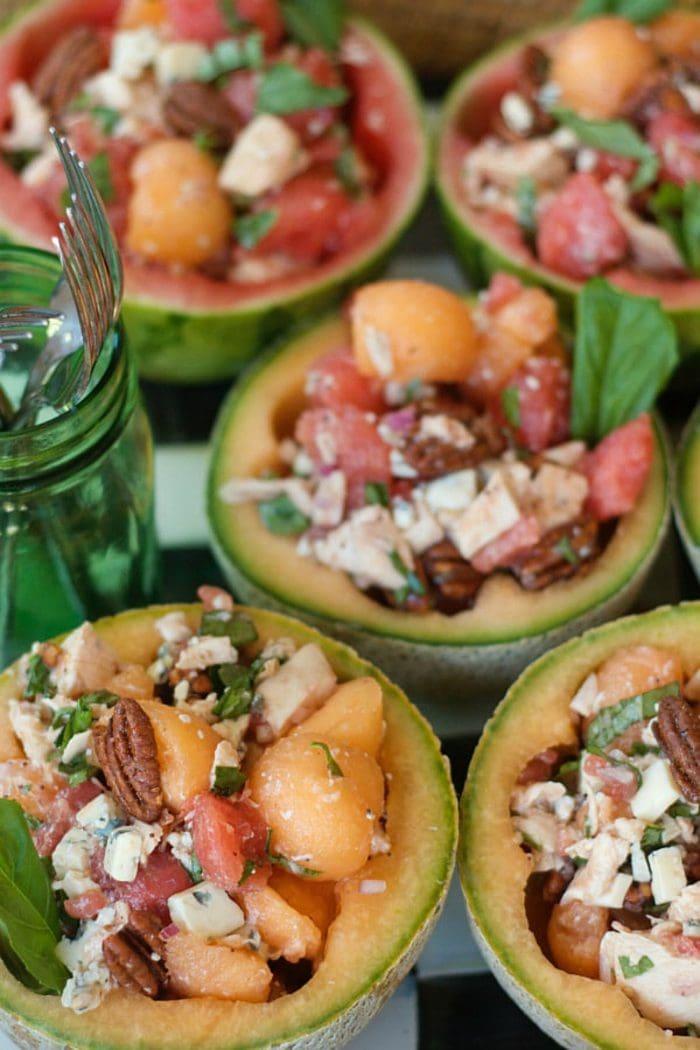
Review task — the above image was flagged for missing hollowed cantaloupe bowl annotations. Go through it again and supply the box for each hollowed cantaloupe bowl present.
[0,603,457,1050]
[675,402,700,584]
[460,601,700,1050]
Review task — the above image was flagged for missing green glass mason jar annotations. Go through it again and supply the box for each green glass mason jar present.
[0,246,159,665]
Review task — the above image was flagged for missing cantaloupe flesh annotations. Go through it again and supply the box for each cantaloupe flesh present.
[138,700,221,813]
[293,677,385,758]
[0,605,456,1050]
[461,602,700,1050]
[678,407,700,546]
[209,315,668,646]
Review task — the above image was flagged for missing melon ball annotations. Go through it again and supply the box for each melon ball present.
[650,11,700,59]
[126,138,232,267]
[350,280,477,383]
[550,17,657,119]
[249,733,385,882]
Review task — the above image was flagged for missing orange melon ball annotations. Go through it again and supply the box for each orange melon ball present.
[550,17,657,119]
[594,645,683,710]
[249,733,384,881]
[126,139,232,268]
[350,280,477,383]
[650,11,700,59]
[118,0,166,28]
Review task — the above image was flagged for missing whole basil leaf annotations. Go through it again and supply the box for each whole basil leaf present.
[0,800,68,994]
[280,0,344,51]
[571,279,678,442]
[575,0,670,21]
[234,209,278,249]
[552,107,658,191]
[256,63,348,115]
[650,180,700,275]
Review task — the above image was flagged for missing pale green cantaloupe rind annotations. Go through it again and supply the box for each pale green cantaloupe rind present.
[0,604,457,1050]
[460,601,700,1050]
[207,313,671,706]
[675,401,700,583]
[433,23,700,364]
[0,1,429,384]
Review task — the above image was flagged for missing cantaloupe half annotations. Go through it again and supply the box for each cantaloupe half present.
[675,402,700,583]
[460,601,700,1050]
[207,313,671,720]
[0,603,457,1050]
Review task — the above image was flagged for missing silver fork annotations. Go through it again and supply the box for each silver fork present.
[0,306,63,354]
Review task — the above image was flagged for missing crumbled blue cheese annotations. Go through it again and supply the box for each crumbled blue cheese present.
[218,114,306,197]
[210,740,240,787]
[8,699,56,766]
[213,714,251,748]
[58,902,129,1014]
[62,728,92,765]
[75,793,123,835]
[649,846,687,905]
[103,821,162,883]
[82,70,133,112]
[311,470,346,528]
[392,494,443,554]
[256,643,337,737]
[500,91,534,136]
[562,832,631,908]
[176,635,238,672]
[668,882,700,934]
[218,476,313,516]
[0,81,48,151]
[600,929,700,1030]
[417,414,475,449]
[154,41,208,85]
[446,469,521,560]
[53,623,121,699]
[155,611,193,645]
[311,505,414,591]
[423,469,477,513]
[168,881,244,938]
[52,827,93,881]
[630,759,681,823]
[110,27,160,80]
[165,829,199,877]
[569,672,601,717]
[526,463,588,533]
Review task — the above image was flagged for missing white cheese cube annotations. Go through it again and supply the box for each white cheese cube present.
[111,28,160,80]
[417,414,474,449]
[0,81,49,152]
[630,842,651,883]
[527,462,588,533]
[155,610,193,645]
[595,872,634,908]
[630,759,681,823]
[312,505,412,590]
[447,469,521,560]
[649,845,687,905]
[168,881,244,938]
[257,643,337,736]
[154,41,208,86]
[54,623,121,698]
[176,635,238,671]
[52,827,93,879]
[543,441,586,468]
[103,826,144,883]
[8,699,55,766]
[570,672,601,717]
[424,469,477,513]
[82,70,133,112]
[54,870,100,899]
[219,114,305,197]
[75,793,122,834]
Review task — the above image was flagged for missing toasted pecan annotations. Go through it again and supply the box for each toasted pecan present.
[654,694,700,802]
[421,540,485,614]
[92,697,163,822]
[32,27,104,117]
[509,516,600,591]
[163,80,238,149]
[103,910,167,998]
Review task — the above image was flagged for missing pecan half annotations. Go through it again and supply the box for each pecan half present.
[509,515,600,591]
[32,28,105,117]
[103,910,167,998]
[654,695,700,802]
[516,744,574,786]
[92,697,163,822]
[421,540,485,613]
[163,81,238,149]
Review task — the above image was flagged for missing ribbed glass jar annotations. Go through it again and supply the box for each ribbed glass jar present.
[0,246,159,664]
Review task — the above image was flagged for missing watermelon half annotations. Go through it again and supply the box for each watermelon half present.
[434,23,700,361]
[675,400,700,582]
[0,0,428,383]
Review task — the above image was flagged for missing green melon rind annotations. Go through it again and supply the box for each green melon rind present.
[0,6,429,384]
[433,26,700,361]
[0,603,457,1050]
[675,401,700,582]
[206,315,671,710]
[459,601,700,1050]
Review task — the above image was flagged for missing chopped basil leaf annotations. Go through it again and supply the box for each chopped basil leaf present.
[553,535,579,566]
[630,741,661,757]
[90,106,121,134]
[256,63,348,116]
[193,130,216,153]
[259,493,310,535]
[234,209,278,249]
[586,743,642,787]
[551,107,658,192]
[52,691,118,753]
[575,0,670,22]
[58,753,96,786]
[266,828,320,877]
[515,175,538,245]
[212,765,247,796]
[23,653,55,698]
[189,853,204,884]
[364,481,389,507]
[619,953,654,979]
[571,279,678,443]
[556,757,581,777]
[197,31,263,80]
[669,801,695,818]
[280,0,344,51]
[389,548,425,605]
[650,180,700,275]
[572,855,588,868]
[217,0,250,31]
[200,609,258,646]
[310,740,344,777]
[0,800,69,994]
[586,681,680,750]
[641,824,664,850]
[23,813,41,830]
[238,858,258,885]
[500,385,521,429]
[212,664,255,718]
[334,144,363,198]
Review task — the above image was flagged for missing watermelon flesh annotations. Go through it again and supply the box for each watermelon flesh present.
[0,0,428,381]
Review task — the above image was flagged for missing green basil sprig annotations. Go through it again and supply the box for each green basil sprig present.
[650,181,700,275]
[585,680,680,750]
[234,209,278,250]
[23,653,55,699]
[200,609,258,646]
[256,63,348,115]
[571,279,678,443]
[280,0,344,52]
[0,800,68,994]
[575,0,670,22]
[551,107,658,192]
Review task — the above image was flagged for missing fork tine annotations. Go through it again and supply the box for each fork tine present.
[57,220,101,367]
[67,205,115,334]
[52,228,96,393]
[64,207,112,364]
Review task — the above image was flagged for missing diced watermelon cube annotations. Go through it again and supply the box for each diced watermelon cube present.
[470,514,541,574]
[536,173,629,280]
[295,405,391,506]
[306,345,386,413]
[581,413,653,521]
[647,110,700,186]
[490,355,571,453]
